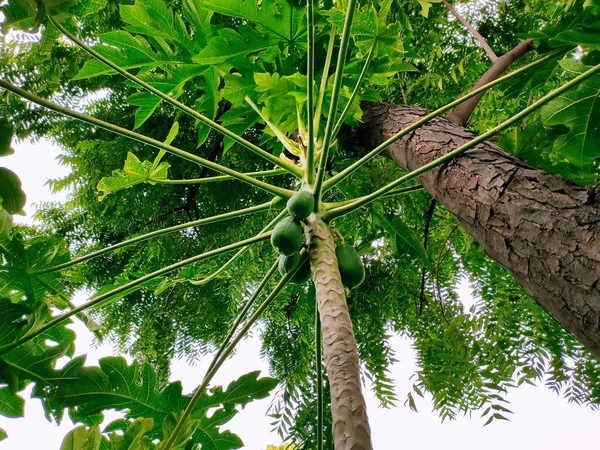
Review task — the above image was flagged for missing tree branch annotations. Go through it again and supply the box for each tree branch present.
[442,0,497,62]
[447,39,534,126]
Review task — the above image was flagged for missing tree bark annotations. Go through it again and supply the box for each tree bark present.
[307,216,372,450]
[360,103,600,360]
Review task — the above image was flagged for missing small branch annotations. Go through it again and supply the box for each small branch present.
[447,39,534,126]
[442,0,497,62]
[435,224,459,326]
[418,199,436,314]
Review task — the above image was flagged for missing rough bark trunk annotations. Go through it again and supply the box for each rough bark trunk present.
[360,103,600,359]
[307,216,372,450]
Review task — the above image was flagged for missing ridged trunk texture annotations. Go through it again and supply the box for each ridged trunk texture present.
[360,103,600,360]
[307,216,372,450]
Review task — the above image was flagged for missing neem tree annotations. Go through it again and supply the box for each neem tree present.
[0,0,599,448]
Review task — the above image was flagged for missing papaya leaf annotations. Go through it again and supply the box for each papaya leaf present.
[125,65,206,129]
[0,0,39,33]
[194,26,280,66]
[0,119,15,157]
[0,168,26,215]
[371,207,430,266]
[219,105,260,152]
[0,210,12,243]
[120,0,178,42]
[48,356,277,447]
[0,235,73,307]
[322,0,404,58]
[182,0,214,42]
[0,386,25,418]
[194,67,223,147]
[97,152,170,200]
[540,60,600,185]
[74,31,189,80]
[416,0,443,18]
[59,424,103,450]
[202,0,306,44]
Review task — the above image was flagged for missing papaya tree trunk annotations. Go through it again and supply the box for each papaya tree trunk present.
[307,215,373,450]
[359,103,600,360]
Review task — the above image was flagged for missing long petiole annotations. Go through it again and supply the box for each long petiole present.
[314,25,337,137]
[331,42,376,139]
[189,210,287,285]
[30,202,273,275]
[161,252,306,450]
[313,0,357,205]
[306,0,316,185]
[49,16,302,178]
[206,261,279,374]
[325,61,600,220]
[0,80,293,199]
[323,185,423,211]
[155,169,288,185]
[323,49,566,192]
[0,232,272,355]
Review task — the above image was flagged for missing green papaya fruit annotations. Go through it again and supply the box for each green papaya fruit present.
[278,254,312,284]
[335,243,365,289]
[286,190,315,220]
[271,217,304,256]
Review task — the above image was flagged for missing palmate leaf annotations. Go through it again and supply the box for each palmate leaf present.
[48,356,278,448]
[125,65,207,129]
[202,0,306,44]
[0,386,25,418]
[194,26,280,66]
[0,299,76,423]
[540,60,600,184]
[60,424,103,450]
[416,0,443,18]
[73,31,190,80]
[0,234,73,306]
[322,0,405,59]
[0,0,38,33]
[97,152,170,200]
[120,0,199,53]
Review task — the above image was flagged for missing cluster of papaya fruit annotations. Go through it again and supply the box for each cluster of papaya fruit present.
[270,190,365,288]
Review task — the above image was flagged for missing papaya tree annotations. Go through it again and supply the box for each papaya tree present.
[0,0,599,449]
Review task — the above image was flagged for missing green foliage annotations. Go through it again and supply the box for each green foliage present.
[1,0,600,447]
[539,59,600,184]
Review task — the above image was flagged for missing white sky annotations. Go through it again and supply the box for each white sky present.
[1,138,599,449]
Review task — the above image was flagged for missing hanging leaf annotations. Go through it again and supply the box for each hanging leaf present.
[0,387,25,418]
[0,119,15,157]
[97,152,170,200]
[540,60,600,185]
[59,425,103,450]
[74,31,189,80]
[416,0,443,18]
[0,168,26,215]
[202,0,306,44]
